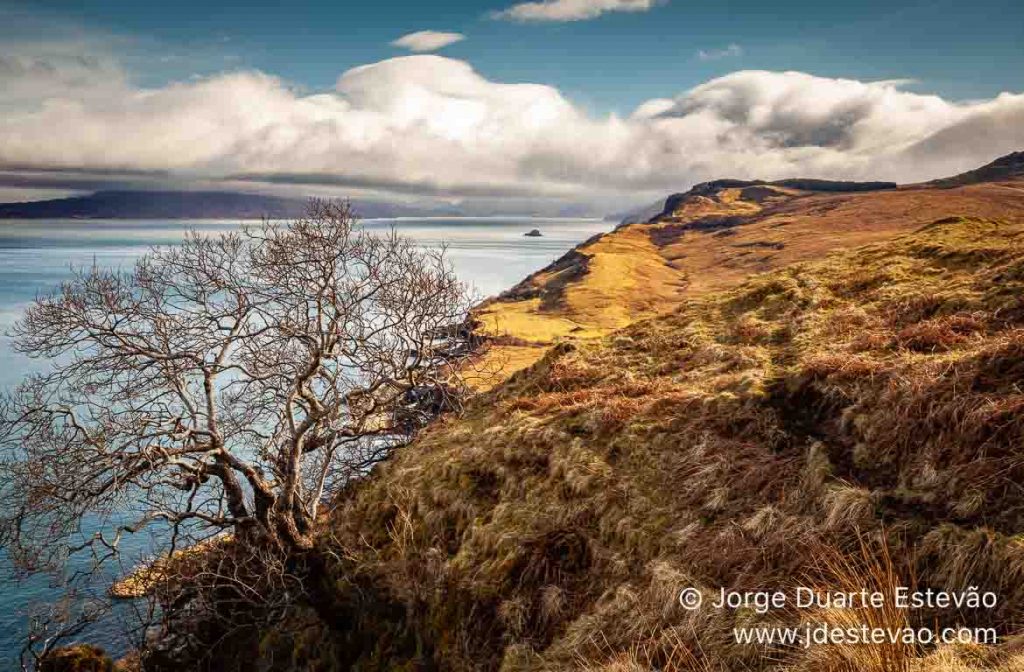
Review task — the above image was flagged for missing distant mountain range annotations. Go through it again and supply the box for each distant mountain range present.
[0,190,463,220]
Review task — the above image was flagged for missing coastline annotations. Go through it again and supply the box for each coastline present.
[0,216,611,664]
[110,535,233,600]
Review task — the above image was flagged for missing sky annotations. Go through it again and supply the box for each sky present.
[1,0,1023,213]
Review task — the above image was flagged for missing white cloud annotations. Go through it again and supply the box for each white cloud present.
[390,31,466,53]
[698,44,743,61]
[491,0,661,22]
[630,98,675,119]
[0,52,1022,211]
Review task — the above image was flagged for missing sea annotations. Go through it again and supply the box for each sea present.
[0,216,610,664]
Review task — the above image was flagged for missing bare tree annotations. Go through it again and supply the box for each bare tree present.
[20,595,110,672]
[0,200,479,584]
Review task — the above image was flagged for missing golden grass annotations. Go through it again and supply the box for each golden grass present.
[466,344,551,391]
[474,177,1024,394]
[477,297,598,342]
[290,214,1024,672]
[477,226,683,343]
[657,182,1024,297]
[474,225,685,389]
[555,225,684,330]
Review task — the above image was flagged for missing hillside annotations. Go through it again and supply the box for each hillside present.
[140,153,1024,671]
[928,151,1024,188]
[289,213,1024,672]
[475,154,1024,380]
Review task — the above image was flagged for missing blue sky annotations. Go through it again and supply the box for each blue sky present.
[11,0,1024,113]
[0,0,1022,213]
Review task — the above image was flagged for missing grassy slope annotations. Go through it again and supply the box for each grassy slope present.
[260,210,1024,672]
[474,177,1024,384]
[185,156,1024,672]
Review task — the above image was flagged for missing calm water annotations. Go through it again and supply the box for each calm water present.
[0,216,609,663]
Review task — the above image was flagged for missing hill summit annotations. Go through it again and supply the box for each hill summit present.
[929,150,1024,187]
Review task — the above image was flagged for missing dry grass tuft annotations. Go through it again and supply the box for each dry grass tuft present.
[799,536,918,672]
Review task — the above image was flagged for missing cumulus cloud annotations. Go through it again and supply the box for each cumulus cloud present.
[698,44,743,61]
[0,52,1022,211]
[491,0,661,22]
[390,31,466,52]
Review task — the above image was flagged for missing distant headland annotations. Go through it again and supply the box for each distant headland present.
[0,190,464,220]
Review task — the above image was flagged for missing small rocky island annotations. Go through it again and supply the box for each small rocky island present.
[524,228,543,237]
